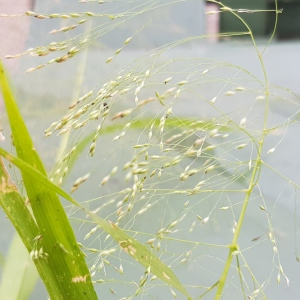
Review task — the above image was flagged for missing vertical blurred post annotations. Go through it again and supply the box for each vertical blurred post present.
[0,0,33,110]
[205,2,220,43]
[0,0,33,73]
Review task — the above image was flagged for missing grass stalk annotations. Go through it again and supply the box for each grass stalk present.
[0,62,97,299]
[213,2,276,298]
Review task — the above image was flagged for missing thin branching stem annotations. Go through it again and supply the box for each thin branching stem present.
[214,1,278,298]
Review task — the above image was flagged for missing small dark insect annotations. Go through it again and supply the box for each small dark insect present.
[251,235,261,242]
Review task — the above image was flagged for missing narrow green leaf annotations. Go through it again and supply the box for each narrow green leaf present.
[0,158,39,251]
[89,214,192,299]
[0,62,97,299]
[0,149,77,206]
[0,148,192,299]
[0,158,49,296]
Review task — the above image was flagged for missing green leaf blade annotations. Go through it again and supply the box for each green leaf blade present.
[0,62,97,299]
[0,148,192,299]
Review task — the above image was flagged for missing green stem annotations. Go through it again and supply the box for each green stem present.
[213,2,274,298]
[214,154,262,299]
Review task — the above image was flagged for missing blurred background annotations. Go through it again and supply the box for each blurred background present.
[1,1,300,299]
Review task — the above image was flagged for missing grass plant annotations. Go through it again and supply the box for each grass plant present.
[1,1,299,299]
